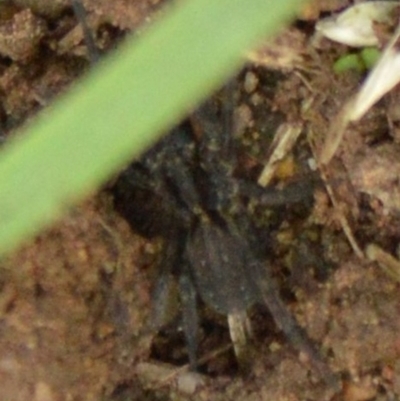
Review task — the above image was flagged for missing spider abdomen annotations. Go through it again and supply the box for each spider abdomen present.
[187,218,260,315]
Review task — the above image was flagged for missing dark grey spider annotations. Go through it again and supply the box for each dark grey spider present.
[113,90,338,387]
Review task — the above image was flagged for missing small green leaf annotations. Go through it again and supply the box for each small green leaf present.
[333,48,381,73]
[333,53,365,73]
[360,47,381,69]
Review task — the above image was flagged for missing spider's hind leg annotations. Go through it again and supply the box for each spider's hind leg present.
[251,260,340,389]
[70,0,100,63]
[179,265,199,371]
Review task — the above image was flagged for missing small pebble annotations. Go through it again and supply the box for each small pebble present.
[244,71,259,93]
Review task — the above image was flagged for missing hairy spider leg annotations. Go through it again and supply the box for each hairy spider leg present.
[192,97,240,214]
[148,229,183,331]
[251,259,340,389]
[156,135,213,371]
[139,125,205,370]
[70,0,100,63]
[178,263,199,370]
[238,176,318,207]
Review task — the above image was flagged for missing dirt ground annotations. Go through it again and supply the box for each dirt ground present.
[1,1,400,400]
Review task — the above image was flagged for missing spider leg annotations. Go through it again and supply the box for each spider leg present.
[70,0,100,63]
[193,83,236,169]
[251,260,340,389]
[148,235,182,331]
[191,86,241,214]
[132,125,204,369]
[179,265,199,371]
[237,176,319,207]
[116,162,194,230]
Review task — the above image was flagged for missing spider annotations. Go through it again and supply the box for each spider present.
[113,86,338,387]
[68,0,338,388]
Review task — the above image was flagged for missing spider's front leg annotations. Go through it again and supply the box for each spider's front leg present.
[178,263,199,370]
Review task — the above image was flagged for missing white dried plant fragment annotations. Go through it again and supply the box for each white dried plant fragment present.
[258,122,302,187]
[320,24,400,164]
[315,1,399,47]
[349,26,400,121]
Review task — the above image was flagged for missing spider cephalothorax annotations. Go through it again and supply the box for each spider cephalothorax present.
[113,90,337,386]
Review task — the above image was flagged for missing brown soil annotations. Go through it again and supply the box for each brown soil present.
[1,1,400,400]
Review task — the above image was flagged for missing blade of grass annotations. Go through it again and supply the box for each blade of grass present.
[0,0,302,255]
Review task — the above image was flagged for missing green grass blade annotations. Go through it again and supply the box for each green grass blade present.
[0,0,302,255]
